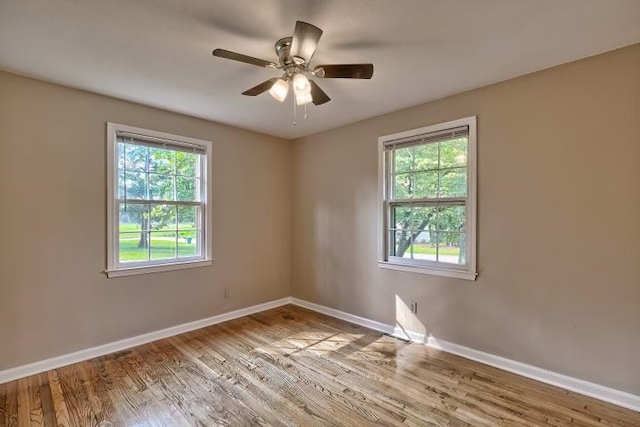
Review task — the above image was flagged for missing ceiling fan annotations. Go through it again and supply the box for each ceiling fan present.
[212,21,374,107]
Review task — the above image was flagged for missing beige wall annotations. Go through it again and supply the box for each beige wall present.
[291,44,640,394]
[0,71,292,369]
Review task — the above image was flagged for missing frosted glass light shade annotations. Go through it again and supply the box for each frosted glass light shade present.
[295,92,313,106]
[269,79,289,102]
[292,74,311,95]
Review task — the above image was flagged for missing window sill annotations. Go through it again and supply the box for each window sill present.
[378,261,477,281]
[106,259,212,278]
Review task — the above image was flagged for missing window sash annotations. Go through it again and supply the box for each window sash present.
[386,199,467,267]
[385,136,469,201]
[117,139,204,203]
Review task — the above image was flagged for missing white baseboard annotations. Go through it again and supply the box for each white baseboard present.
[393,326,426,343]
[0,297,292,384]
[2,296,639,414]
[424,336,640,414]
[291,298,394,335]
[292,299,640,414]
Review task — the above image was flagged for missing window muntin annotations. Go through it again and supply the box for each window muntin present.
[380,117,477,279]
[107,123,212,277]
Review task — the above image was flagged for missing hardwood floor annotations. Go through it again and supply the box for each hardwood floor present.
[1,305,638,426]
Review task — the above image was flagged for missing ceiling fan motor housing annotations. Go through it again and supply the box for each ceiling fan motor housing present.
[275,37,295,67]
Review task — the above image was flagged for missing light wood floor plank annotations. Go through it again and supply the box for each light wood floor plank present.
[1,305,638,426]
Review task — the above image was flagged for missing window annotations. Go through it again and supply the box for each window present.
[378,117,477,280]
[106,123,212,277]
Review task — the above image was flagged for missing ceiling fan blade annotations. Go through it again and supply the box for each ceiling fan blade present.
[212,48,276,68]
[290,21,323,64]
[309,80,331,105]
[242,78,278,96]
[313,64,374,79]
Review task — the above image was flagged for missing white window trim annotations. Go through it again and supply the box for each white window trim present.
[106,122,213,278]
[377,116,477,281]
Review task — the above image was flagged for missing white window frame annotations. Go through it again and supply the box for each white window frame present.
[106,123,213,278]
[378,116,477,280]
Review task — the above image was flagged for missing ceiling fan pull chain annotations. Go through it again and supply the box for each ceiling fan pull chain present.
[304,103,308,120]
[293,94,298,126]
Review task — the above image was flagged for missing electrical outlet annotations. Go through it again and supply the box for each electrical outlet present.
[224,288,231,299]
[410,302,418,314]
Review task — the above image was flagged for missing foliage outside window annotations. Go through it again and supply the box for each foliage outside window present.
[106,123,212,277]
[379,117,477,280]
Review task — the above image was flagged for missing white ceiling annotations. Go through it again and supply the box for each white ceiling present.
[1,1,639,140]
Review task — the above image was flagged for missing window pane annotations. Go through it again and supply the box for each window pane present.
[412,238,437,262]
[439,138,467,168]
[119,203,150,263]
[437,205,465,232]
[414,230,431,245]
[392,172,412,199]
[117,171,125,198]
[391,205,436,246]
[117,143,125,170]
[123,171,147,199]
[150,232,177,261]
[392,230,414,259]
[411,206,437,231]
[439,168,467,197]
[436,232,465,265]
[123,144,147,172]
[393,144,439,174]
[176,177,198,202]
[178,231,199,258]
[149,147,175,174]
[119,203,149,232]
[150,204,176,231]
[391,205,412,230]
[177,152,198,177]
[414,170,438,198]
[392,147,414,174]
[412,143,439,171]
[178,205,198,230]
[392,214,439,261]
[149,174,175,200]
[119,232,149,263]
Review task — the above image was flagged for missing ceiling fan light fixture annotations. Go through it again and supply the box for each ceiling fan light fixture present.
[269,78,289,102]
[295,92,313,106]
[292,73,311,95]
